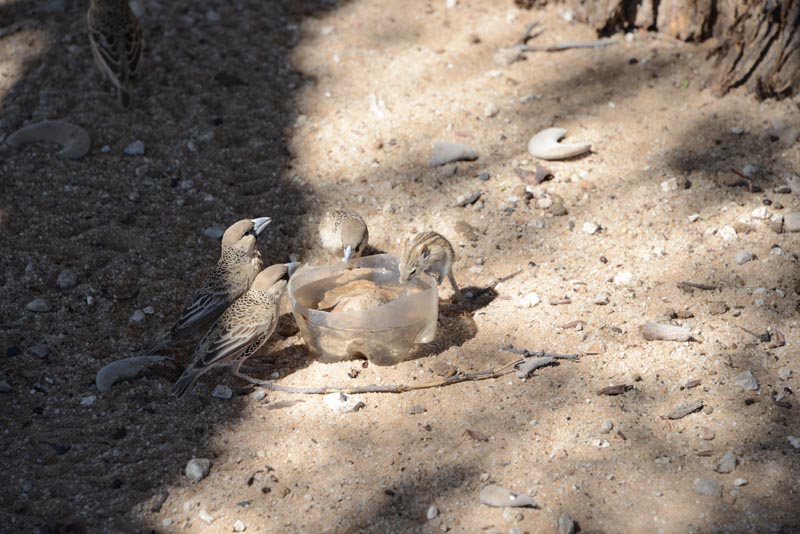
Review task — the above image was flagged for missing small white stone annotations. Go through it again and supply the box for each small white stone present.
[735,369,759,391]
[483,102,499,118]
[101,144,111,153]
[687,213,700,222]
[517,292,541,308]
[601,420,613,433]
[26,298,52,313]
[613,271,634,286]
[660,178,679,192]
[735,250,754,265]
[142,306,155,315]
[56,269,78,289]
[324,392,365,413]
[185,458,212,482]
[199,509,215,524]
[582,222,600,235]
[593,294,609,305]
[212,384,233,400]
[130,309,146,323]
[751,206,770,219]
[427,505,439,520]
[123,140,145,156]
[80,395,96,407]
[233,519,247,532]
[250,390,267,401]
[720,225,738,241]
[205,9,220,22]
[788,436,800,449]
[731,127,744,135]
[742,164,759,178]
[734,478,747,487]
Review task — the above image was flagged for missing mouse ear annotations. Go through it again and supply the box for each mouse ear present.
[421,244,430,258]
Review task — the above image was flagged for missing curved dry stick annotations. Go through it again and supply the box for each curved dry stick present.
[6,120,91,159]
[527,127,591,160]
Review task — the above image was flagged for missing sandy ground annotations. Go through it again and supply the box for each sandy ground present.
[2,0,800,533]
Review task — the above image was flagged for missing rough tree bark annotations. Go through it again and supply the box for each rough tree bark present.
[516,0,800,99]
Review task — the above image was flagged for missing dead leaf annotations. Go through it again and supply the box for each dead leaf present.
[464,429,489,442]
[598,384,631,396]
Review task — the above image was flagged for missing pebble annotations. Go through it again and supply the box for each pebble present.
[787,436,800,450]
[719,225,738,241]
[428,142,478,167]
[205,8,220,22]
[250,390,267,401]
[143,306,155,315]
[742,164,759,178]
[784,212,800,232]
[212,384,233,400]
[660,177,679,192]
[199,509,215,524]
[734,478,747,487]
[185,458,212,482]
[26,298,51,312]
[582,222,600,235]
[707,301,729,315]
[593,294,609,305]
[694,478,722,497]
[124,140,145,156]
[601,420,613,433]
[734,250,754,265]
[56,269,77,289]
[204,225,226,239]
[80,395,96,407]
[29,343,49,358]
[0,380,11,393]
[324,392,365,413]
[233,519,247,532]
[774,184,792,194]
[427,505,439,520]
[161,518,173,527]
[517,292,541,308]
[613,271,634,286]
[502,508,524,522]
[714,451,738,474]
[478,172,490,181]
[183,498,199,512]
[698,426,715,441]
[751,206,770,219]
[454,191,482,207]
[558,512,576,534]
[130,309,145,323]
[730,127,744,135]
[687,213,700,222]
[735,369,759,391]
[483,102,499,118]
[479,485,535,507]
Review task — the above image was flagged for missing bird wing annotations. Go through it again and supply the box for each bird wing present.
[198,321,268,369]
[88,14,141,87]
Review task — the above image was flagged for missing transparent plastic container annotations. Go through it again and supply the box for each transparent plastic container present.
[288,254,438,365]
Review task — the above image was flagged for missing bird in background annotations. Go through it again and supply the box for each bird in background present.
[144,217,272,355]
[87,0,143,109]
[170,262,297,398]
[319,210,369,262]
[399,231,461,297]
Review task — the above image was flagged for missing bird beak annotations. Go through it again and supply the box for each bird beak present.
[251,216,271,236]
[284,262,301,277]
[343,245,353,263]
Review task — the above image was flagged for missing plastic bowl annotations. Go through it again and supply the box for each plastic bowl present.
[288,254,438,365]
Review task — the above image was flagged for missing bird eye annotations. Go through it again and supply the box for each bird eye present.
[244,228,255,237]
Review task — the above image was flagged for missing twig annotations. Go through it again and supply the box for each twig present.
[500,345,580,361]
[678,281,718,291]
[518,40,617,52]
[515,21,543,46]
[234,360,523,395]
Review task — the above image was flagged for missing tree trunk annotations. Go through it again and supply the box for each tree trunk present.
[519,0,800,100]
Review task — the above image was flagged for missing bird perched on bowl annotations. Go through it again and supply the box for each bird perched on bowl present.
[319,210,369,262]
[144,217,271,354]
[170,262,296,398]
[87,0,143,109]
[399,231,460,297]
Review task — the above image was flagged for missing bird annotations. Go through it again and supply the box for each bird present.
[87,0,143,109]
[170,262,295,398]
[319,210,369,262]
[398,231,460,296]
[144,217,271,355]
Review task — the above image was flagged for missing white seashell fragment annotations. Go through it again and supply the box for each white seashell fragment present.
[527,128,591,160]
[96,356,172,392]
[479,484,536,508]
[639,322,694,342]
[6,120,91,159]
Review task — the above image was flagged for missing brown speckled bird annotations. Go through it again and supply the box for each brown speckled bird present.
[87,0,143,109]
[145,217,271,354]
[399,231,460,295]
[319,210,369,262]
[170,263,295,398]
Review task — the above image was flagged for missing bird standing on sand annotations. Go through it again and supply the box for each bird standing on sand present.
[170,263,294,398]
[399,231,460,296]
[87,0,143,109]
[319,210,369,262]
[145,217,271,354]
